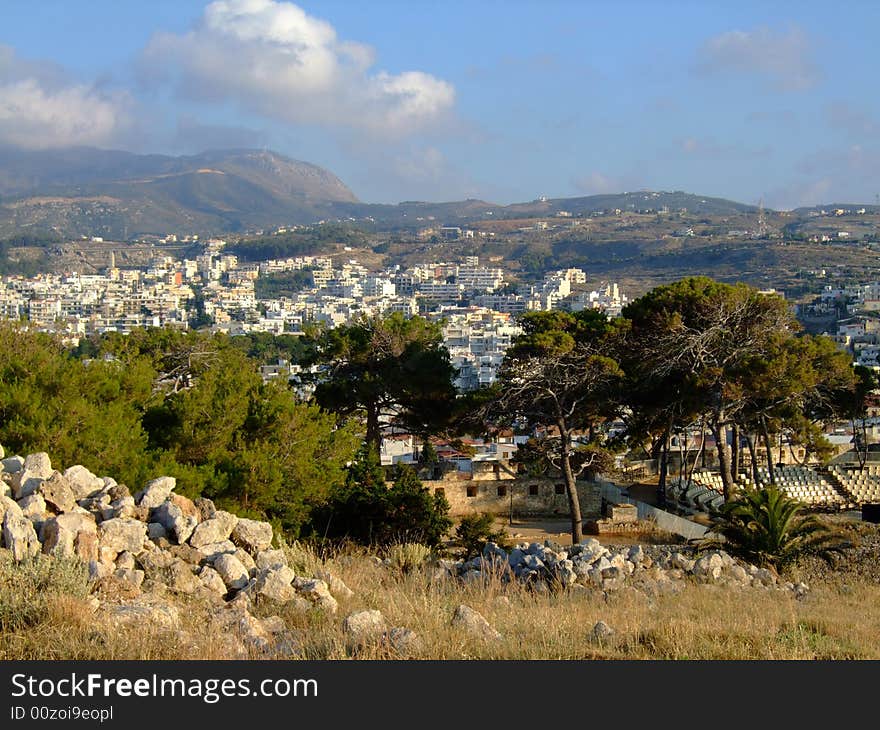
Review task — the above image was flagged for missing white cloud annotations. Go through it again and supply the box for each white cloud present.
[0,46,132,149]
[695,26,819,91]
[141,0,455,136]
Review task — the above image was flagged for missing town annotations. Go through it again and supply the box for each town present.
[3,232,880,526]
[0,240,627,394]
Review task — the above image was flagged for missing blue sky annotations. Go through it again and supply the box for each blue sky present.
[2,0,879,208]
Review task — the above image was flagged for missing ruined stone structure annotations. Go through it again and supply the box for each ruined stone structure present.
[428,476,603,518]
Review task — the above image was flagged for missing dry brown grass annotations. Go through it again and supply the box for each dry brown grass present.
[2,542,879,660]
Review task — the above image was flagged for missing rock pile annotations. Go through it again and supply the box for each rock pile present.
[0,451,354,655]
[442,539,809,597]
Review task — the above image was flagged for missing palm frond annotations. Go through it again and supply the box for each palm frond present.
[702,484,842,568]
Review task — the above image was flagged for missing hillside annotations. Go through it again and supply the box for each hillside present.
[3,145,879,299]
[0,147,358,239]
[331,190,759,228]
[0,145,772,240]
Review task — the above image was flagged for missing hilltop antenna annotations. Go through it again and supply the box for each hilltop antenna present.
[756,197,767,238]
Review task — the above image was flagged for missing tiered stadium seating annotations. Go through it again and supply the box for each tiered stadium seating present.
[740,465,846,507]
[666,470,725,511]
[667,464,847,511]
[828,464,880,503]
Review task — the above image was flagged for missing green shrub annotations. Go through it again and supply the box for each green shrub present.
[385,543,432,573]
[0,554,90,630]
[455,513,510,559]
[313,457,452,548]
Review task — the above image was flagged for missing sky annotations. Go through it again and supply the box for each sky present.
[2,0,879,209]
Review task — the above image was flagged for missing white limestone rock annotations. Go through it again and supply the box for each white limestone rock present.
[250,566,298,603]
[42,512,98,560]
[38,472,77,513]
[198,566,228,595]
[189,511,239,548]
[255,549,288,572]
[165,559,201,594]
[315,569,354,599]
[343,609,388,648]
[213,553,250,591]
[231,518,273,554]
[2,455,24,474]
[2,505,40,560]
[197,540,238,563]
[97,517,147,559]
[17,493,47,524]
[451,604,502,642]
[134,476,176,510]
[64,465,105,500]
[12,453,53,499]
[234,547,257,576]
[292,577,338,614]
[152,499,198,544]
[104,598,180,631]
[113,567,145,591]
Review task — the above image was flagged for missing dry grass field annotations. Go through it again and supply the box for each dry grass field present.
[2,526,878,661]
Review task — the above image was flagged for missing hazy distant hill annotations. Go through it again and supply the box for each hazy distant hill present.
[4,145,874,240]
[329,190,759,228]
[0,147,358,238]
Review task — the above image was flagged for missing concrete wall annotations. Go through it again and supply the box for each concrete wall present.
[429,477,603,518]
[598,481,709,541]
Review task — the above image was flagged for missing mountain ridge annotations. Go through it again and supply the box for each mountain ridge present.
[0,146,876,239]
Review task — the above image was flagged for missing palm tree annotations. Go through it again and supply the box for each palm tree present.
[704,484,841,569]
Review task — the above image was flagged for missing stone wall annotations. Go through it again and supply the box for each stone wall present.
[428,477,603,518]
[0,449,354,655]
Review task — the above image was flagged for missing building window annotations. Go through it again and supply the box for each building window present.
[466,486,477,498]
[434,487,445,497]
[528,484,539,496]
[497,486,507,497]
[555,484,566,495]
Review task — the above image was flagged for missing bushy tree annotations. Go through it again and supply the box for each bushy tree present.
[313,452,451,547]
[830,365,877,472]
[489,309,624,543]
[455,513,509,559]
[624,278,812,498]
[0,322,154,485]
[308,313,457,454]
[0,323,360,536]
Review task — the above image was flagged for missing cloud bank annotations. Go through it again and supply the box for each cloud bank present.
[141,0,455,137]
[0,46,132,149]
[695,26,819,91]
